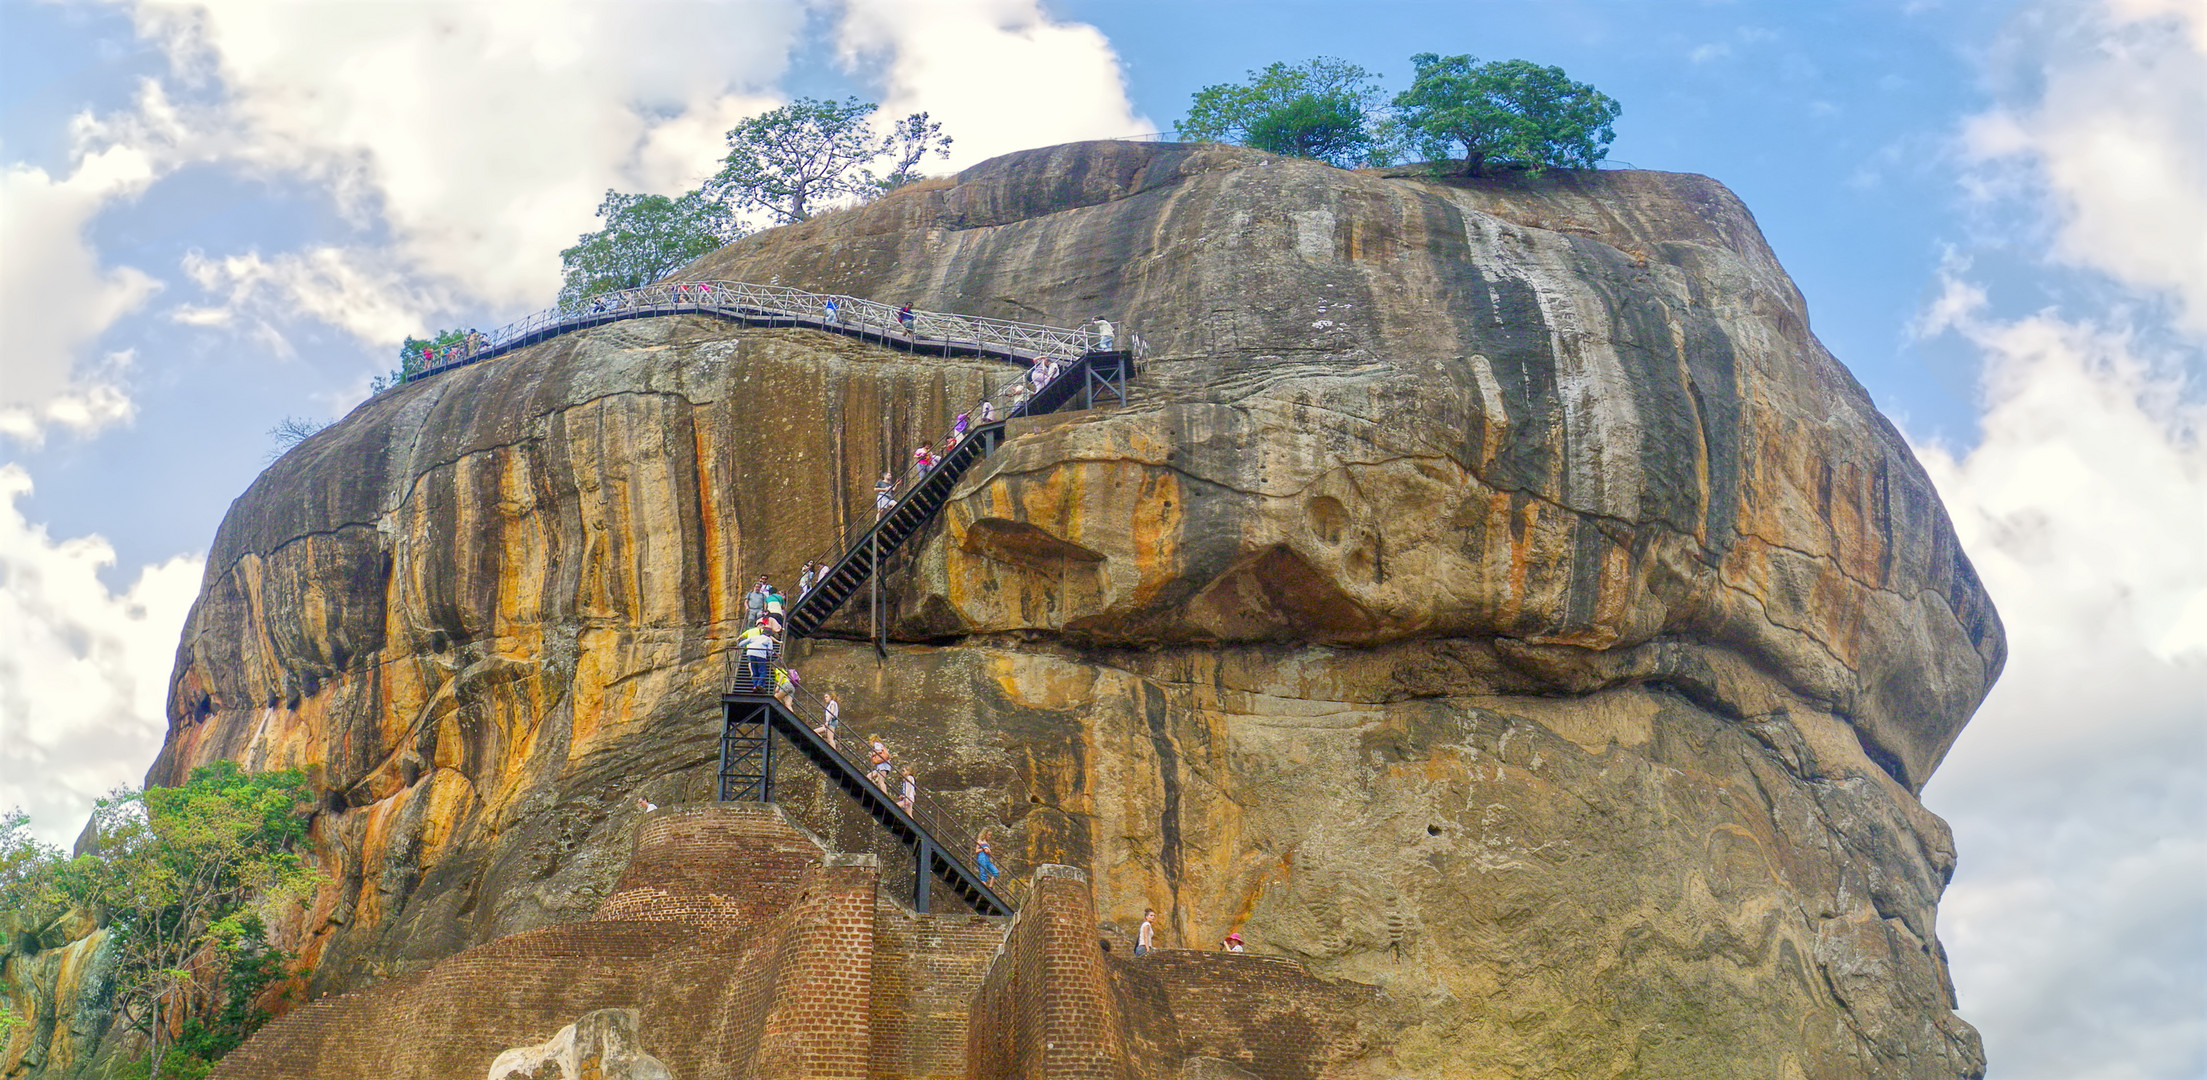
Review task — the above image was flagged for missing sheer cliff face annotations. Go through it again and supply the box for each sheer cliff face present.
[148,143,1997,1078]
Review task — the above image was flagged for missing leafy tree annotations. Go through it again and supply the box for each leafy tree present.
[58,763,321,1080]
[1,808,65,921]
[557,189,743,307]
[875,111,953,193]
[707,97,953,225]
[1244,93,1372,166]
[1393,54,1620,176]
[1178,57,1389,167]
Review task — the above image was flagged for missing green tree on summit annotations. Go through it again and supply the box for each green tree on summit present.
[1179,57,1390,167]
[706,97,953,225]
[557,189,742,307]
[1393,53,1620,176]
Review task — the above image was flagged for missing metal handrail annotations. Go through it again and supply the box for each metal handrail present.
[781,352,1097,621]
[727,657,1011,904]
[403,279,1116,382]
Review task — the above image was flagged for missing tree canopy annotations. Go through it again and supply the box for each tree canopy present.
[8,763,324,1080]
[1178,57,1389,167]
[1393,53,1621,176]
[557,189,742,307]
[705,97,953,225]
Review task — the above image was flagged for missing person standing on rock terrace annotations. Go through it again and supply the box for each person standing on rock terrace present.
[876,470,896,516]
[738,617,776,692]
[1222,932,1243,953]
[897,769,916,814]
[1136,909,1156,956]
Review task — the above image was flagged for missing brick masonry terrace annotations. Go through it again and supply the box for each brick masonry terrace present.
[209,805,1379,1080]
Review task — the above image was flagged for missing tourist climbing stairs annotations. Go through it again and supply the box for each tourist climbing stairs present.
[783,348,1132,640]
[402,280,1134,919]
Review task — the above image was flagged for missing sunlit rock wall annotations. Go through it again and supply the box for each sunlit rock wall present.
[58,142,2006,1079]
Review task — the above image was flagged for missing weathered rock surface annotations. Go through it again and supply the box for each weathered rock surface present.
[6,141,2001,1079]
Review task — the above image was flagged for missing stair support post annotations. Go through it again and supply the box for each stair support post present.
[914,837,935,913]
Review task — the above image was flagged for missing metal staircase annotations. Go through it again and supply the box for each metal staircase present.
[406,279,1140,918]
[719,690,1010,916]
[785,350,1131,640]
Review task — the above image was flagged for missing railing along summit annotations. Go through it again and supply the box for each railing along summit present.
[404,280,1111,382]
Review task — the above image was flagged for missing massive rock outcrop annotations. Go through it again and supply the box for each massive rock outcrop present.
[8,141,2001,1079]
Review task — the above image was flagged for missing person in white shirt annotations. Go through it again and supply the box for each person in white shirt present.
[1136,909,1156,956]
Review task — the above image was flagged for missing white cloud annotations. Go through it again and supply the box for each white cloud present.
[108,0,807,311]
[1922,6,2207,1076]
[836,0,1151,170]
[176,247,455,351]
[1916,277,2207,1079]
[0,145,162,446]
[0,464,203,846]
[1962,0,2207,329]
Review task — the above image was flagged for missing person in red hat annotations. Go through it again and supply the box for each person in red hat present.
[1222,931,1244,953]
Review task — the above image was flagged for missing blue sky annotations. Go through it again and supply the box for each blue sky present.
[1,1,2200,1076]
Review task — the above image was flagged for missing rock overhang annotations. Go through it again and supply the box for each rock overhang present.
[685,139,2003,791]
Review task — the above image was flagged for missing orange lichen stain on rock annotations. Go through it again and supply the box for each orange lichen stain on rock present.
[691,424,726,631]
[1495,490,1538,630]
[414,766,478,860]
[987,650,1101,712]
[1125,465,1186,605]
[491,449,551,642]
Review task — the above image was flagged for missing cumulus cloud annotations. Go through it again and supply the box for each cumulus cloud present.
[837,0,1151,170]
[107,0,804,313]
[0,145,162,446]
[1917,275,2206,1080]
[1962,0,2207,328]
[0,465,203,845]
[1922,3,2207,1076]
[176,246,455,352]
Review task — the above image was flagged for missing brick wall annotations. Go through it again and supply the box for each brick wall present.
[1107,953,1374,1080]
[967,865,1374,1080]
[868,896,1007,1080]
[754,856,879,1080]
[595,803,826,928]
[211,805,878,1080]
[968,864,1130,1080]
[210,804,1374,1079]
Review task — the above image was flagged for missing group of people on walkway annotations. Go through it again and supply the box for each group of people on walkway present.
[409,330,489,370]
